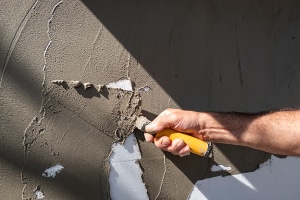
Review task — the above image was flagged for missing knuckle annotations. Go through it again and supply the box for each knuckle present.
[162,108,176,116]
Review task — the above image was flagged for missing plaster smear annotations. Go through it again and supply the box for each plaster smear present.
[189,155,300,200]
[109,134,148,200]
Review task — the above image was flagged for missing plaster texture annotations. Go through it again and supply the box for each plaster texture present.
[1,0,300,199]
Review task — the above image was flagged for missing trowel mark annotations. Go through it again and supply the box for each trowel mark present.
[0,0,39,88]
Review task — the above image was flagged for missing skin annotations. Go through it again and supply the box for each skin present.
[144,108,300,157]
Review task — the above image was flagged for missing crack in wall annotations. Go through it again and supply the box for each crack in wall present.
[234,22,244,86]
[21,114,46,199]
[20,1,63,199]
[0,0,39,88]
[155,155,167,200]
[125,52,131,79]
[80,24,104,79]
[43,0,63,88]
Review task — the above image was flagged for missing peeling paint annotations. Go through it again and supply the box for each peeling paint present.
[34,186,45,199]
[210,164,232,172]
[42,164,64,178]
[106,79,133,91]
[109,134,148,200]
[138,85,152,93]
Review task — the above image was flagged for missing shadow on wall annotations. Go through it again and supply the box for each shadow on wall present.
[82,0,300,180]
[82,0,300,111]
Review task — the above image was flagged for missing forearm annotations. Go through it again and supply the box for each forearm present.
[200,110,300,156]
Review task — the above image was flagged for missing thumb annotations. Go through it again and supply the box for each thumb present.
[144,121,157,133]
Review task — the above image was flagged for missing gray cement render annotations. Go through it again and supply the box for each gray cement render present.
[1,0,300,199]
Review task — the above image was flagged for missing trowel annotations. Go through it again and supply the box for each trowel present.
[135,116,212,157]
[111,79,212,157]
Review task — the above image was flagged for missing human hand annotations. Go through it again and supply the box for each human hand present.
[144,108,205,157]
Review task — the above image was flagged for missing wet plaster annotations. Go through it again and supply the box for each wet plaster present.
[21,99,114,199]
[1,0,300,199]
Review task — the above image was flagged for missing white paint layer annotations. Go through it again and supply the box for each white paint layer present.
[42,164,64,178]
[189,156,300,200]
[210,164,232,172]
[35,190,45,199]
[109,134,149,200]
[106,79,133,91]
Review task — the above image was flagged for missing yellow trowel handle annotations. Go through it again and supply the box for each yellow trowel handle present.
[155,129,211,157]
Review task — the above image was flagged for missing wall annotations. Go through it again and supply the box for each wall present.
[1,0,300,199]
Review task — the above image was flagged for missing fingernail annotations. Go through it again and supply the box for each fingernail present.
[161,140,169,148]
[144,123,154,133]
[175,140,184,151]
[144,134,152,142]
[179,146,190,157]
[179,152,190,157]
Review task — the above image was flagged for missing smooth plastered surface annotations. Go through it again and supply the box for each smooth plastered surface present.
[1,0,300,199]
[189,155,300,200]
